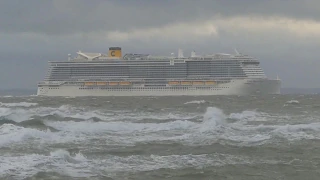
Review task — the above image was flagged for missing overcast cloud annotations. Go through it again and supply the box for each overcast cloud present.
[1,0,320,90]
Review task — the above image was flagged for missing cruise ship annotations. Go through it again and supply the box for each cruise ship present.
[37,47,281,96]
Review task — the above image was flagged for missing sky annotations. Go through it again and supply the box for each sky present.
[1,0,320,90]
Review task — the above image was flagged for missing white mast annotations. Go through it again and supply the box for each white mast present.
[191,50,196,57]
[178,48,184,58]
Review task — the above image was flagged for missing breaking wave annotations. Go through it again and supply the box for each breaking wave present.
[0,148,283,179]
[184,100,206,104]
[0,96,319,179]
[0,102,38,107]
[0,102,319,149]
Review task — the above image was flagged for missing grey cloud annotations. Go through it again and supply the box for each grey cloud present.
[1,0,320,90]
[1,0,320,35]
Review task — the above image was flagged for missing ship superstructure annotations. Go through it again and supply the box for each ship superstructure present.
[37,47,281,96]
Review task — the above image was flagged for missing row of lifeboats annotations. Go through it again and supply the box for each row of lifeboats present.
[84,81,217,86]
[168,81,216,85]
[84,81,131,86]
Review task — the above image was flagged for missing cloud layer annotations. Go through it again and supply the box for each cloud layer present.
[1,0,320,89]
[105,15,320,42]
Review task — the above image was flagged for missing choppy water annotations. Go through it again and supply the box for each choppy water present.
[0,94,320,180]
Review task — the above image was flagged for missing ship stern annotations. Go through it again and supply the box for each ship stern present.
[251,78,281,95]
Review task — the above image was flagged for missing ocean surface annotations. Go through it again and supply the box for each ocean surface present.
[0,94,320,180]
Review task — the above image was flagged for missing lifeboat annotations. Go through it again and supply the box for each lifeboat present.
[205,81,216,85]
[84,82,95,86]
[192,81,204,85]
[180,81,192,85]
[119,81,131,85]
[96,82,107,85]
[109,82,118,86]
[168,81,180,85]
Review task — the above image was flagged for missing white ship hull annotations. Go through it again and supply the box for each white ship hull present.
[37,79,281,97]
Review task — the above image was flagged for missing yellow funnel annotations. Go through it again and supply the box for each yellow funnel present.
[108,47,122,58]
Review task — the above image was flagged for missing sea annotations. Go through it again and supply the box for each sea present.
[0,94,320,180]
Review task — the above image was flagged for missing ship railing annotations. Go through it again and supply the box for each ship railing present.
[37,81,65,85]
[38,76,265,85]
[45,77,252,82]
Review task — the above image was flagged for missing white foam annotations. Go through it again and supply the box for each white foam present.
[1,103,319,148]
[0,104,198,124]
[44,119,196,135]
[0,149,91,179]
[229,110,263,121]
[2,104,318,178]
[0,102,38,107]
[156,107,320,146]
[30,107,253,146]
[0,107,32,122]
[50,149,87,163]
[38,106,320,146]
[0,153,48,179]
[0,150,282,179]
[0,124,85,148]
[226,134,271,144]
[270,123,320,140]
[0,124,54,147]
[286,100,300,104]
[100,153,247,173]
[184,100,206,104]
